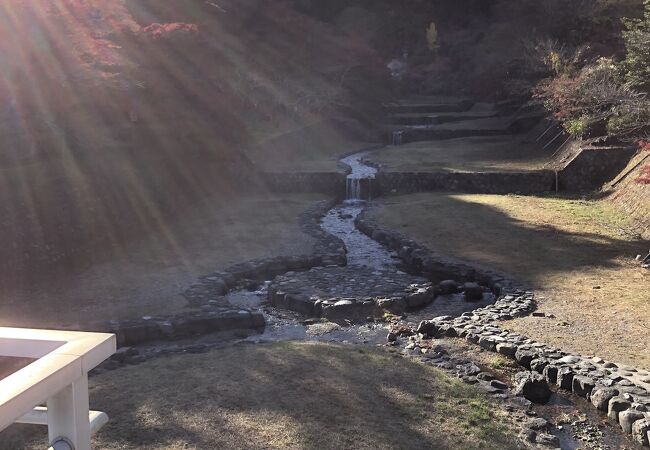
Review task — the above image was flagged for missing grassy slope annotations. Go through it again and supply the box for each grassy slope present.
[371,193,650,368]
[0,342,521,450]
[368,135,553,173]
[606,152,650,240]
[246,120,374,173]
[0,192,323,328]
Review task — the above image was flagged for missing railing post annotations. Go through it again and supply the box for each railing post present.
[47,375,92,450]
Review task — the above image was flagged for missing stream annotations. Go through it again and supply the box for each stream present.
[321,152,395,270]
[159,149,638,449]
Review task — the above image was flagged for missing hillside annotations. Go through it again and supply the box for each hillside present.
[0,0,388,291]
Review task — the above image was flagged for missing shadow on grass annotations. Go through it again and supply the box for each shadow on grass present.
[379,192,649,286]
[0,343,519,450]
[373,135,553,173]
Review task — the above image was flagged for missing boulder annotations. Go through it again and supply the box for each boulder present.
[496,342,517,357]
[619,410,646,434]
[377,297,406,315]
[283,294,315,316]
[514,371,552,404]
[416,320,439,337]
[439,280,459,295]
[632,418,650,446]
[556,366,574,391]
[608,396,632,422]
[478,336,497,351]
[572,375,595,398]
[530,358,549,374]
[515,348,537,369]
[543,364,559,384]
[463,282,483,302]
[591,387,619,411]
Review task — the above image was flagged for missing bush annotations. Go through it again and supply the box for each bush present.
[534,58,631,135]
[535,50,650,139]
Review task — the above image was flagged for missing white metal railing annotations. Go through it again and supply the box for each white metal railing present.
[0,328,116,450]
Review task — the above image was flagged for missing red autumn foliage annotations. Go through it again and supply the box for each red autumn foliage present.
[141,23,200,40]
[638,141,650,185]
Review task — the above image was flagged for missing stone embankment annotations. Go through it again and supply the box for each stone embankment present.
[375,171,556,195]
[354,210,514,292]
[412,297,650,447]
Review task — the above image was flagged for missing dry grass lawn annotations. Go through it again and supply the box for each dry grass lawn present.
[0,192,324,329]
[246,120,374,173]
[371,193,650,368]
[367,135,553,173]
[0,342,520,450]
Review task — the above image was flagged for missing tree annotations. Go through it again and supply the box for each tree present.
[426,22,439,53]
[622,0,650,91]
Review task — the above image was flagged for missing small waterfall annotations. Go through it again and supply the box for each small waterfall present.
[391,130,404,146]
[342,152,377,202]
[346,177,369,201]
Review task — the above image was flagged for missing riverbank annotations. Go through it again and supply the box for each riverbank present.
[369,192,650,368]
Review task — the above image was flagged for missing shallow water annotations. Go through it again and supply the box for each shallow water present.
[321,205,397,270]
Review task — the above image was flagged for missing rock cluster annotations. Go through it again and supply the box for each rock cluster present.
[267,266,436,322]
[411,291,650,446]
[400,339,563,448]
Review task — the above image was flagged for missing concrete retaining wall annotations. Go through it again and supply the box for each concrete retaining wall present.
[376,171,556,195]
[558,147,638,192]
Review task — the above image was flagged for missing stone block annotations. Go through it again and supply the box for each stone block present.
[416,320,439,337]
[439,280,459,295]
[284,294,315,316]
[515,348,537,369]
[591,387,619,411]
[620,410,646,434]
[463,282,484,302]
[514,371,552,404]
[530,358,549,374]
[556,366,574,391]
[608,396,632,423]
[572,375,595,398]
[632,418,650,446]
[496,342,517,357]
[478,336,497,352]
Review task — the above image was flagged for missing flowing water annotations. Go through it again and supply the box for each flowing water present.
[321,152,399,270]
